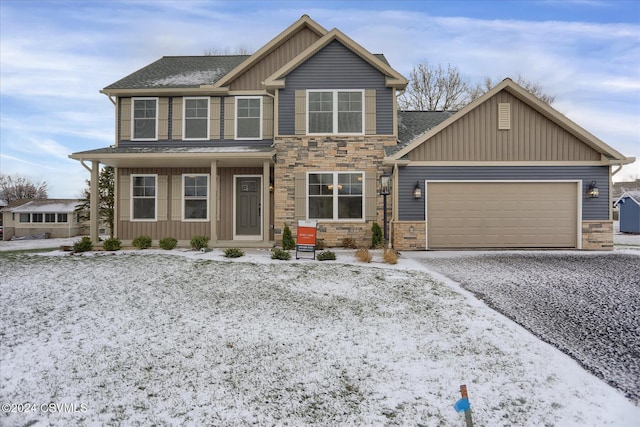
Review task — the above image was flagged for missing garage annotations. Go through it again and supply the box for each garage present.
[426,181,579,249]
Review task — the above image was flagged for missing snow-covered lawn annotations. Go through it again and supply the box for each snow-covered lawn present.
[1,247,638,426]
[412,251,640,405]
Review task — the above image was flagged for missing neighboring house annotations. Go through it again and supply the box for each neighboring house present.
[614,191,640,233]
[1,199,82,240]
[70,15,634,251]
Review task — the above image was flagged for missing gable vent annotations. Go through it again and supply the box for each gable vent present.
[498,103,511,130]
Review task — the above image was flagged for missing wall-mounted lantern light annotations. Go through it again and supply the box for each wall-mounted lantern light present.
[269,180,274,193]
[587,181,599,198]
[380,174,391,196]
[413,181,422,199]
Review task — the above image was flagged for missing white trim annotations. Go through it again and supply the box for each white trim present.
[130,174,158,221]
[233,175,263,240]
[131,97,159,141]
[182,174,210,221]
[306,171,365,221]
[306,89,365,135]
[424,180,582,250]
[182,96,210,141]
[235,96,263,140]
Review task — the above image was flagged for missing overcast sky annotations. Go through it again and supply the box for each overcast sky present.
[1,0,639,198]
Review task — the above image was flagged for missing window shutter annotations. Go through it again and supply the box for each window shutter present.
[294,90,306,135]
[171,175,182,221]
[210,97,221,140]
[120,98,131,141]
[157,175,168,221]
[224,97,235,139]
[263,96,274,139]
[365,171,377,221]
[158,98,169,140]
[365,89,376,135]
[498,103,511,130]
[119,175,130,221]
[294,172,306,220]
[172,98,183,140]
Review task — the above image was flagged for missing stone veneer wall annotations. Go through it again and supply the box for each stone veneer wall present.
[392,221,426,250]
[273,135,395,248]
[582,220,613,250]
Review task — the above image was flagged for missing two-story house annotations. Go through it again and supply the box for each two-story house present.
[71,15,633,251]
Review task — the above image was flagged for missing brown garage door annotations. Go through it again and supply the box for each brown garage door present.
[427,182,578,249]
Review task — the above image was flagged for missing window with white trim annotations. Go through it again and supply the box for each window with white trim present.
[308,172,364,220]
[184,97,209,140]
[308,90,363,134]
[19,213,30,223]
[132,97,158,140]
[57,213,68,223]
[45,213,56,223]
[236,96,262,139]
[183,174,209,220]
[131,175,156,220]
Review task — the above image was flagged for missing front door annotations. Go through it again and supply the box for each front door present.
[235,176,261,238]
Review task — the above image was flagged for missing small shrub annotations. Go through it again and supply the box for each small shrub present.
[315,238,327,250]
[355,247,373,263]
[384,248,398,265]
[371,222,384,248]
[341,237,357,249]
[317,250,336,261]
[190,235,209,251]
[132,235,152,249]
[73,236,93,252]
[282,225,295,250]
[271,248,291,260]
[102,237,121,251]
[224,248,245,258]
[159,237,177,250]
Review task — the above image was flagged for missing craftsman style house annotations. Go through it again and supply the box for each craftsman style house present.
[71,15,633,250]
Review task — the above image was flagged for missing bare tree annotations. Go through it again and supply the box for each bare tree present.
[398,62,470,111]
[469,74,556,105]
[204,47,252,56]
[0,174,48,203]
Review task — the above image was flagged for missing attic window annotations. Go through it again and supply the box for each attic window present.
[498,103,511,130]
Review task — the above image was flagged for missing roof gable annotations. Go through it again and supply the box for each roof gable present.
[389,78,632,164]
[615,190,640,206]
[263,28,408,90]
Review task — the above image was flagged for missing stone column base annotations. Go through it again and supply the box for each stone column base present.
[582,220,613,251]
[392,221,426,251]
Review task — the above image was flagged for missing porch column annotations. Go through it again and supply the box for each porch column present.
[210,160,218,245]
[90,160,99,243]
[263,160,270,244]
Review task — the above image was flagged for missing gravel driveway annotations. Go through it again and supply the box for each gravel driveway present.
[415,251,640,403]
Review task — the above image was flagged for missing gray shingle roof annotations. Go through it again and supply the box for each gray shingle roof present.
[387,110,455,156]
[104,56,250,89]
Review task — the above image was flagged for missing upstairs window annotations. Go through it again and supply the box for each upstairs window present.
[131,175,156,220]
[236,97,262,139]
[184,97,209,140]
[132,98,158,140]
[183,174,209,220]
[308,172,364,220]
[308,90,363,134]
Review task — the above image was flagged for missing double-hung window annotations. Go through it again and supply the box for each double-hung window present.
[184,97,209,140]
[236,96,262,139]
[308,90,363,134]
[131,175,156,220]
[132,97,158,140]
[308,172,364,220]
[183,174,209,220]
[45,213,56,223]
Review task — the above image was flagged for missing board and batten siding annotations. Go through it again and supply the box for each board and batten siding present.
[397,166,610,221]
[278,40,393,135]
[229,27,322,91]
[407,91,602,162]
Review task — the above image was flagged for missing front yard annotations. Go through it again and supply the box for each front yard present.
[0,249,638,426]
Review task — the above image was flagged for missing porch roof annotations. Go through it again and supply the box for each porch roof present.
[69,146,275,168]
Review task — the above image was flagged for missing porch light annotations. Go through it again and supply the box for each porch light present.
[380,174,391,196]
[587,181,599,198]
[413,181,422,199]
[269,180,274,193]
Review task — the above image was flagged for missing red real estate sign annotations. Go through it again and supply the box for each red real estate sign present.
[296,220,318,259]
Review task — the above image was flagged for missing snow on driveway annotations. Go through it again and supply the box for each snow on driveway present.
[412,251,640,405]
[0,247,638,426]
